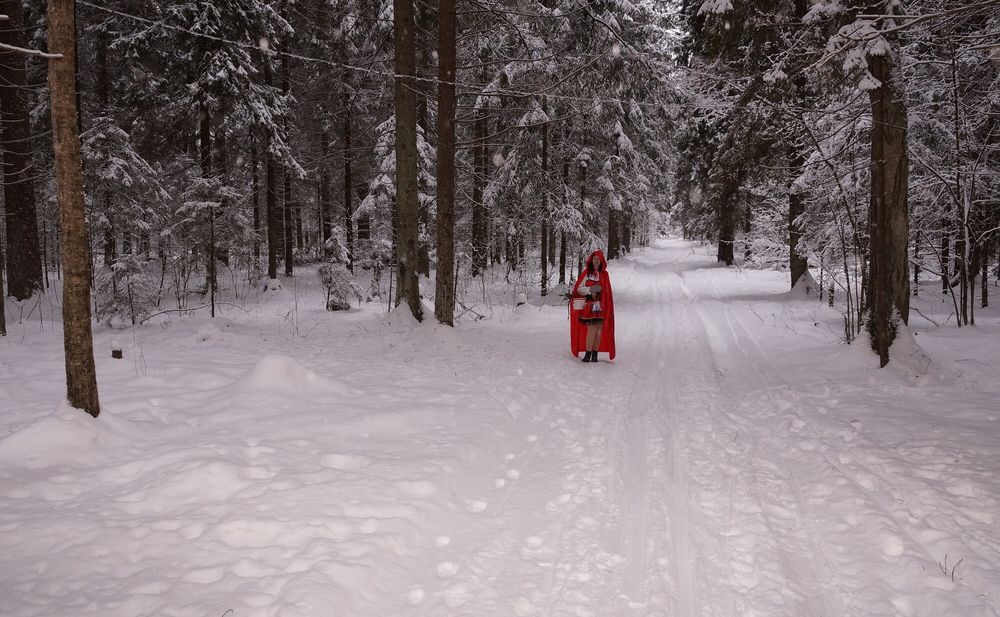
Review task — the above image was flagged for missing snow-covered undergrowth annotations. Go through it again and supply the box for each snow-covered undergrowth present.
[2,239,999,617]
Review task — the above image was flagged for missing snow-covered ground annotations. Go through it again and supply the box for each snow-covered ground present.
[2,238,999,617]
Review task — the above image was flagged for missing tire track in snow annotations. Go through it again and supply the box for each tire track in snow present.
[602,246,703,617]
[698,279,842,617]
[615,244,706,617]
[604,255,655,617]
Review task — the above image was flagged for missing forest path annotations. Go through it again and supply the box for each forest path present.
[590,238,840,617]
[398,237,856,617]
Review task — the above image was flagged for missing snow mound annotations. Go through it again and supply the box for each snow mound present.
[230,354,351,395]
[0,406,107,468]
[385,302,432,329]
[789,270,818,298]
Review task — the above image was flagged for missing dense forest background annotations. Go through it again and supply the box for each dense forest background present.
[1,0,999,380]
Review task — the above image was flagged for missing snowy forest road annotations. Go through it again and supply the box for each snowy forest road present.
[448,237,1000,617]
[3,238,999,617]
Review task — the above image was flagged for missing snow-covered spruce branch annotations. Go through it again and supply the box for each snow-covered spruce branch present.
[859,0,1000,31]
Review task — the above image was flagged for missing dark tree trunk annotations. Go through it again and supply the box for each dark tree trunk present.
[608,207,621,259]
[261,57,280,282]
[320,126,332,245]
[415,2,433,278]
[0,239,6,335]
[716,177,738,266]
[540,99,549,296]
[941,209,951,293]
[283,170,293,275]
[434,0,456,325]
[295,199,304,250]
[559,232,566,285]
[343,89,354,271]
[560,160,568,284]
[789,185,808,288]
[1,0,43,299]
[789,0,809,289]
[394,0,422,320]
[199,101,216,317]
[49,0,100,416]
[471,93,488,277]
[867,47,910,367]
[280,52,294,276]
[981,241,989,308]
[621,212,632,255]
[251,135,261,264]
[265,153,280,281]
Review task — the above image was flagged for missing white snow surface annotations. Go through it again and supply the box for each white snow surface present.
[2,238,1000,617]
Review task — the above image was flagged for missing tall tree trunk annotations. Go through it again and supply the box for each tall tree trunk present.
[941,208,951,293]
[415,2,433,278]
[260,56,280,282]
[394,0,422,320]
[608,207,621,259]
[621,212,632,255]
[266,151,280,281]
[540,99,549,296]
[320,125,332,245]
[434,0,456,325]
[343,86,354,271]
[280,52,294,276]
[283,170,293,275]
[560,159,568,285]
[867,45,910,367]
[788,0,809,288]
[199,101,217,317]
[251,135,261,265]
[716,177,737,266]
[1,0,43,299]
[0,239,6,335]
[788,180,808,288]
[295,199,304,250]
[49,0,100,417]
[471,92,488,277]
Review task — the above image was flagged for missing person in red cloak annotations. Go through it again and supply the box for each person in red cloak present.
[570,250,615,362]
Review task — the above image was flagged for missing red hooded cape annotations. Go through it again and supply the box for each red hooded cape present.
[569,250,616,360]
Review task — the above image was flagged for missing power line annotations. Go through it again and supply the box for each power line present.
[77,0,722,113]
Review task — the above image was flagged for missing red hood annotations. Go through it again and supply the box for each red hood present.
[587,250,607,271]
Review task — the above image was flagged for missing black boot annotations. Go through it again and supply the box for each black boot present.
[582,351,593,362]
[589,352,599,363]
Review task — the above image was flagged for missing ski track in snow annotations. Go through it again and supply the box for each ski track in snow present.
[2,238,1000,617]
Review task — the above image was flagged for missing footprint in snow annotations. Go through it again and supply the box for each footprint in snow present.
[434,535,451,547]
[320,453,370,471]
[436,561,459,577]
[881,535,905,557]
[467,500,488,513]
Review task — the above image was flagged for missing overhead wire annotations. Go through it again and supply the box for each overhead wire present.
[76,0,727,113]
